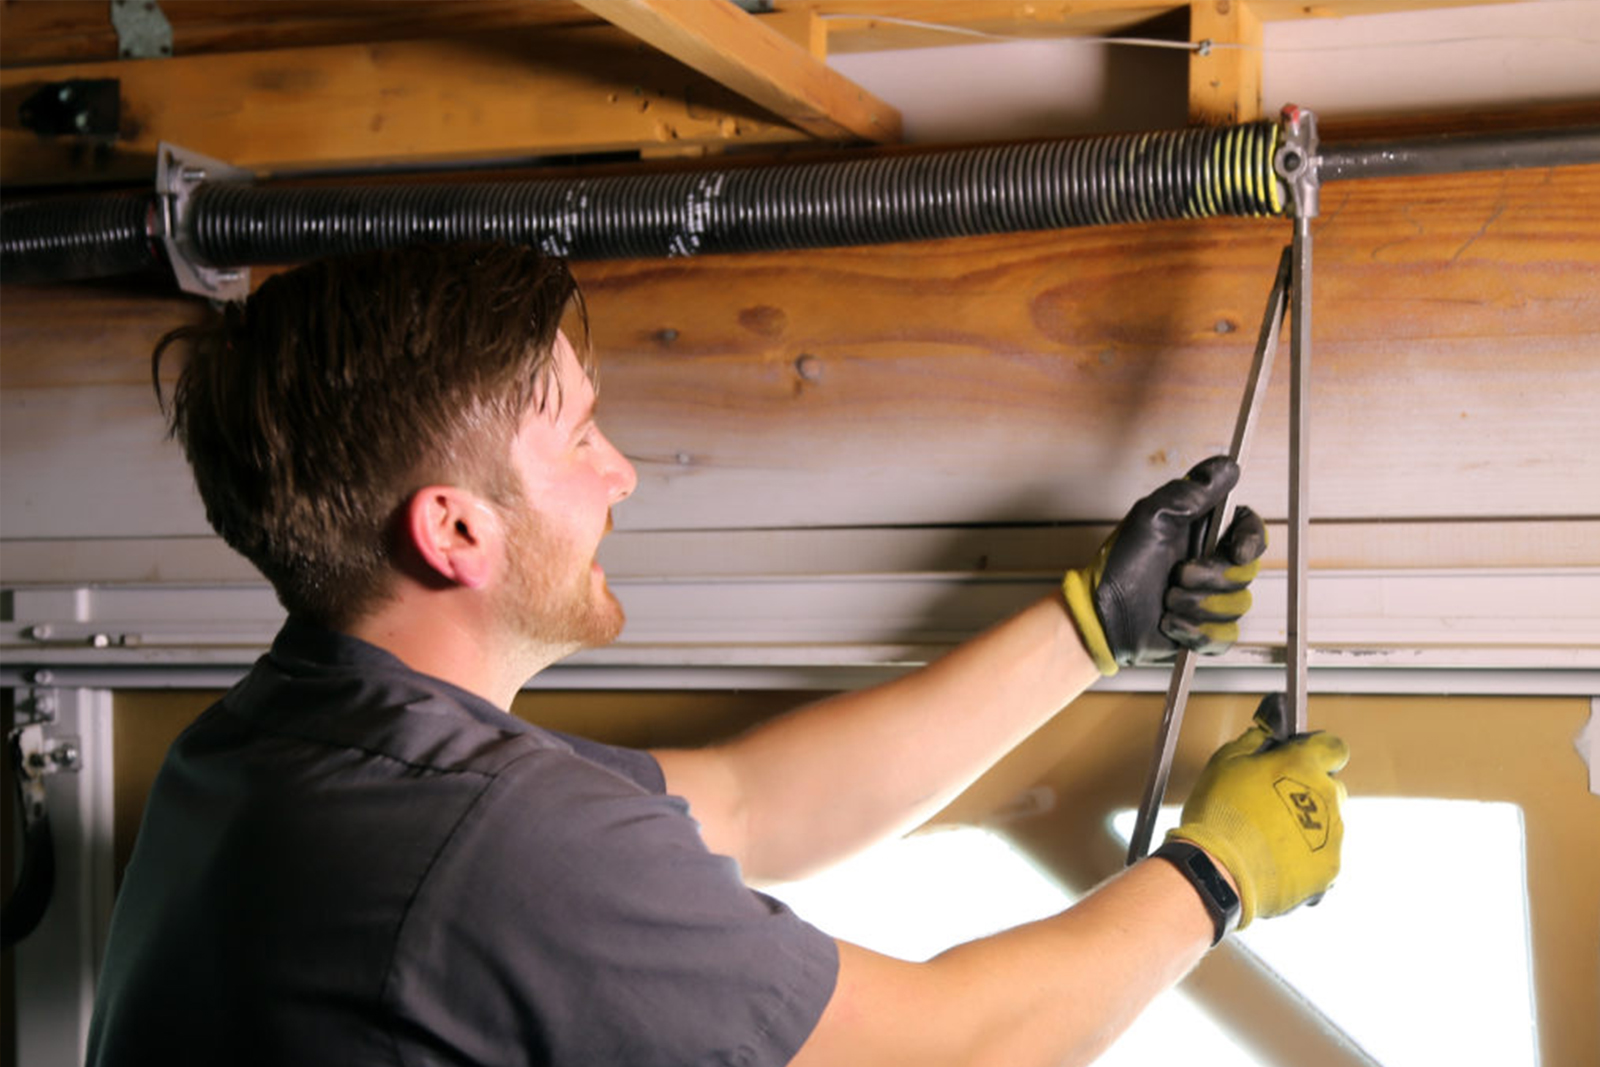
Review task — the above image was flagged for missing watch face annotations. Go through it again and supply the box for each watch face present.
[1159,841,1240,943]
[1202,860,1240,911]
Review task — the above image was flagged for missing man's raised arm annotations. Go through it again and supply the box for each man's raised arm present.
[655,456,1267,882]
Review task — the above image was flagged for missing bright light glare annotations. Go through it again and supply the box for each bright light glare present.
[764,826,1066,962]
[1111,799,1537,1067]
[764,827,1272,1067]
[766,800,1536,1067]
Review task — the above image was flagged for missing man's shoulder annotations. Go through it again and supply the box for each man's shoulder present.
[211,647,663,793]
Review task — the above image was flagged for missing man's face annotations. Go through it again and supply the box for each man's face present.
[493,333,637,656]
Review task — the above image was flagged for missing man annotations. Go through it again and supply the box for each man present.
[89,243,1348,1066]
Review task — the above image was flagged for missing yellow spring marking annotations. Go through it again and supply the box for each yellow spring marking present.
[1242,126,1255,214]
[1267,123,1285,215]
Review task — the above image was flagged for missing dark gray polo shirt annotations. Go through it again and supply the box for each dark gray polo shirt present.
[87,619,838,1066]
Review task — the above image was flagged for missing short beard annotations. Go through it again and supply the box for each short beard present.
[495,497,625,662]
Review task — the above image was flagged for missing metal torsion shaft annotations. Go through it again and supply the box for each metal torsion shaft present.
[1318,124,1600,182]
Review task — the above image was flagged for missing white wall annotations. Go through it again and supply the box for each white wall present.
[829,1,1600,142]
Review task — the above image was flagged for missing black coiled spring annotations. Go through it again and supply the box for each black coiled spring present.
[0,192,162,283]
[193,121,1282,265]
[2,122,1283,284]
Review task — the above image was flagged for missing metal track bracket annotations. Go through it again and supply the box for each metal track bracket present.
[156,142,252,301]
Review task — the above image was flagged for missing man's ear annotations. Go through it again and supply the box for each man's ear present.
[402,486,504,590]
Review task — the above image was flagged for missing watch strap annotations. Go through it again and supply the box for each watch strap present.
[1153,839,1241,946]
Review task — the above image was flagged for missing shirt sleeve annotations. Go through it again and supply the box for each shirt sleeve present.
[543,727,666,795]
[385,744,839,1067]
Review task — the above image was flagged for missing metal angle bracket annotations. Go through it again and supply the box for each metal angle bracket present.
[156,141,252,301]
[110,0,174,60]
[6,685,81,822]
[2,687,77,950]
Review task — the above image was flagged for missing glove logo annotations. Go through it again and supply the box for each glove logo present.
[1273,776,1330,851]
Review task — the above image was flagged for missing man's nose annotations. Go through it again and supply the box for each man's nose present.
[605,437,638,503]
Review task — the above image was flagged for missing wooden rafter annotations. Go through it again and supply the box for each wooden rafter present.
[0,26,814,186]
[1189,0,1264,125]
[0,1,1529,67]
[571,0,900,143]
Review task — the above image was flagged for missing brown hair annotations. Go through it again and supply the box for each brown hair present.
[153,243,588,628]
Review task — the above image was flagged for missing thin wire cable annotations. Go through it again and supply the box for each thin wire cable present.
[818,12,1600,53]
[819,13,1202,49]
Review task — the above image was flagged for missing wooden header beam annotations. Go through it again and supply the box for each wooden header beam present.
[0,1,1525,67]
[0,26,814,186]
[573,0,900,144]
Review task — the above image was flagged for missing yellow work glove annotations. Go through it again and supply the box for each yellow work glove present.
[1063,456,1267,676]
[1168,693,1350,929]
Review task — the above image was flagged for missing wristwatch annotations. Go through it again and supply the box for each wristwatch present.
[1153,839,1241,945]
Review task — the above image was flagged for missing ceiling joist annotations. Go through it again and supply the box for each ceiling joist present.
[572,0,900,143]
[0,2,1522,68]
[0,0,1555,187]
[1189,0,1265,125]
[0,25,815,186]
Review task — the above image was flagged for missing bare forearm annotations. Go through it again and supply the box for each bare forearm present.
[792,858,1217,1067]
[660,594,1100,882]
[931,859,1215,1065]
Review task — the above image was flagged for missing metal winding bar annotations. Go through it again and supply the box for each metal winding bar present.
[1125,246,1292,865]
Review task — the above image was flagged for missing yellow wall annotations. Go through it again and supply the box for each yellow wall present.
[96,687,1598,1066]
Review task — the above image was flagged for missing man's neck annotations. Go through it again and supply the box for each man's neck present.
[345,594,547,711]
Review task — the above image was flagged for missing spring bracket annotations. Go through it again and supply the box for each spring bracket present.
[1276,104,1321,220]
[156,142,252,301]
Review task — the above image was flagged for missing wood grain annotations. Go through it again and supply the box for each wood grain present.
[0,26,810,185]
[3,163,1596,545]
[0,1,1515,65]
[1188,0,1263,125]
[572,163,1600,526]
[0,1,599,67]
[573,0,899,142]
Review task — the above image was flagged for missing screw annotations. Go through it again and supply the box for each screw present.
[27,669,54,686]
[25,624,53,641]
[794,354,823,383]
[51,743,81,769]
[180,166,208,184]
[89,633,111,648]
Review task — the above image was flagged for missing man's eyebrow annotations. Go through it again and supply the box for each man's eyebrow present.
[568,398,600,439]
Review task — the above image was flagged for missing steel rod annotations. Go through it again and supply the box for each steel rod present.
[1286,214,1314,737]
[1319,125,1600,184]
[1125,246,1292,865]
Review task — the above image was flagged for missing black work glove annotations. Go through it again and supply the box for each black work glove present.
[1062,456,1267,676]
